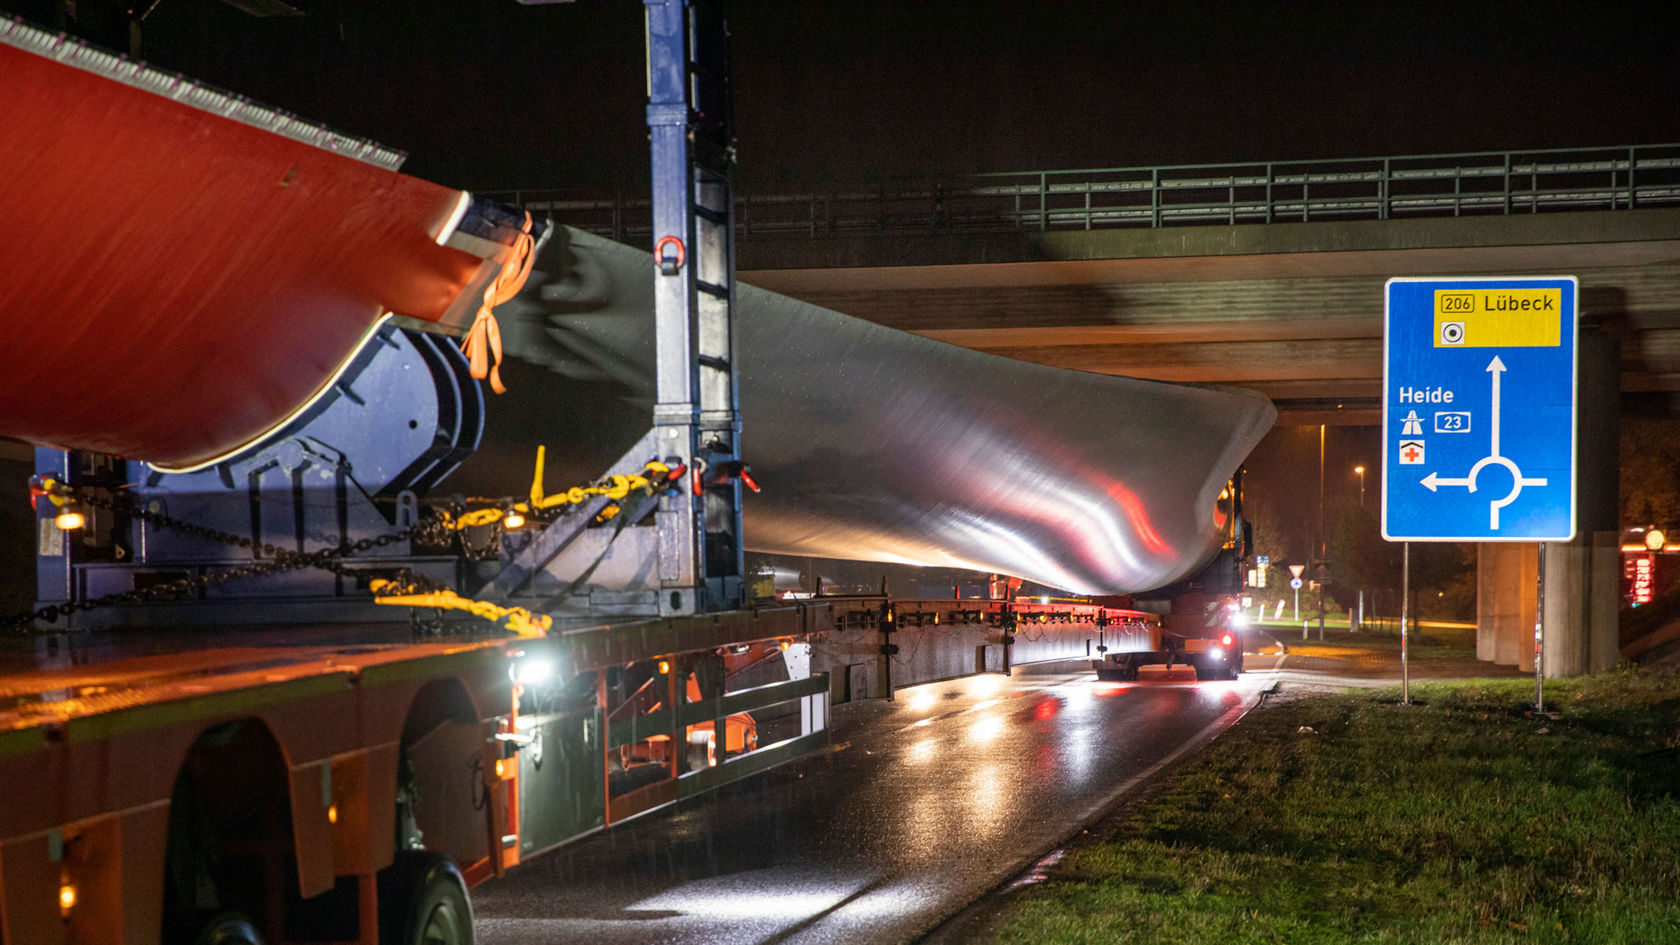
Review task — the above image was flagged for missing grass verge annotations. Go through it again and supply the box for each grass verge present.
[989,669,1680,944]
[1255,624,1482,663]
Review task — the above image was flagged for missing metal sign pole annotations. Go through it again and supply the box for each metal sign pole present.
[1535,542,1545,713]
[1400,542,1410,705]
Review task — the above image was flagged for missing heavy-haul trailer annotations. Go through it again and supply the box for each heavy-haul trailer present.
[0,602,833,945]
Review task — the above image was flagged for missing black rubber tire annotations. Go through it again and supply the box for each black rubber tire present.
[1192,660,1215,681]
[1094,667,1124,682]
[193,911,265,945]
[379,852,474,945]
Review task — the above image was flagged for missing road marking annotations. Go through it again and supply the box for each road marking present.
[1418,356,1547,529]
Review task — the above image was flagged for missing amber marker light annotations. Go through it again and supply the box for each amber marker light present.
[657,660,671,675]
[502,510,526,530]
[55,509,85,530]
[327,804,339,825]
[59,882,76,917]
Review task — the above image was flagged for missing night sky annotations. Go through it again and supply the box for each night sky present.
[6,0,1679,192]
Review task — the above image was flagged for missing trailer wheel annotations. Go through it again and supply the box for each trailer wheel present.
[1096,656,1138,682]
[1192,659,1216,681]
[379,852,474,945]
[193,911,265,945]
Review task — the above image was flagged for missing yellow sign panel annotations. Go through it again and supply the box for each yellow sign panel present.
[1432,288,1562,347]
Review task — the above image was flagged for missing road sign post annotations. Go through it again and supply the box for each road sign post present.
[1383,277,1577,709]
[1288,565,1305,622]
[1401,543,1410,704]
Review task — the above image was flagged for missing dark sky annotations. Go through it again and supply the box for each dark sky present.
[8,0,1679,192]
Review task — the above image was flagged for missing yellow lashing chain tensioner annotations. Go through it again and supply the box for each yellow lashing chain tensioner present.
[369,579,552,638]
[443,447,674,531]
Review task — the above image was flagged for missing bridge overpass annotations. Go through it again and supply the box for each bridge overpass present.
[503,145,1680,676]
[503,144,1680,426]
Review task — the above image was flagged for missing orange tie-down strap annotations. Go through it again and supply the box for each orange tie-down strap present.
[459,212,538,395]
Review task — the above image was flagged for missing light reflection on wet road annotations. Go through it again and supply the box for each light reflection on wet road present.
[474,660,1273,945]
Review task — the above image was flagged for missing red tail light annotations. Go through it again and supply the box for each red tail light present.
[1220,633,1234,647]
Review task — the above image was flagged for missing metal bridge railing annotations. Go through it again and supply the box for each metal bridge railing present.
[485,144,1680,243]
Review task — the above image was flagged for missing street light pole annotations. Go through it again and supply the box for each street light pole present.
[1317,425,1325,641]
[1353,465,1365,633]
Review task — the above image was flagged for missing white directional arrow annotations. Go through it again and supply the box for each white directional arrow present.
[1420,472,1474,493]
[1416,354,1544,530]
[1486,355,1506,457]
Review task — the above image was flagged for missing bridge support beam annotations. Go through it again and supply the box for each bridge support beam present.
[1475,328,1620,675]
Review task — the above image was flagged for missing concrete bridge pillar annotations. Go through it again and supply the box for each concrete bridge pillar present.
[1540,533,1621,676]
[1478,542,1537,668]
[1474,327,1620,675]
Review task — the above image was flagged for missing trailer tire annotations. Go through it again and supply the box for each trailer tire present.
[1096,657,1136,682]
[379,852,474,945]
[1192,659,1215,681]
[193,911,265,945]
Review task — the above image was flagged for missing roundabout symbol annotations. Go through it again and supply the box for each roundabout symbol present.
[1415,355,1546,530]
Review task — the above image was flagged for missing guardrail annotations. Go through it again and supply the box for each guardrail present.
[486,144,1680,244]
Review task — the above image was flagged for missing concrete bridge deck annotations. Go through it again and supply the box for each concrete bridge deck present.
[740,208,1680,427]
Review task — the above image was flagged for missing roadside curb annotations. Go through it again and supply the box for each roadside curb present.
[912,665,1281,944]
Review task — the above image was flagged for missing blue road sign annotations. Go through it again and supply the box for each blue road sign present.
[1382,277,1577,542]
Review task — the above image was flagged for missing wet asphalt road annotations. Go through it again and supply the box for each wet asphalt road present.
[473,658,1276,945]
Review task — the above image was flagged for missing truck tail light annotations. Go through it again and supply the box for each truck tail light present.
[1220,633,1234,647]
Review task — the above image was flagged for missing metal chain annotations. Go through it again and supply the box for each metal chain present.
[6,489,456,634]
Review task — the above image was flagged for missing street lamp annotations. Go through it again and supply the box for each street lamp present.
[1354,465,1366,508]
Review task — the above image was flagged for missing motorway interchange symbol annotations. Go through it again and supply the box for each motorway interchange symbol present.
[1415,356,1546,530]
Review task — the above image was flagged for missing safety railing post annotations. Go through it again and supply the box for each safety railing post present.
[1151,168,1160,227]
[1503,152,1513,214]
[1265,163,1274,223]
[1628,145,1637,209]
[1038,172,1048,231]
[1084,181,1092,230]
[1379,158,1390,220]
